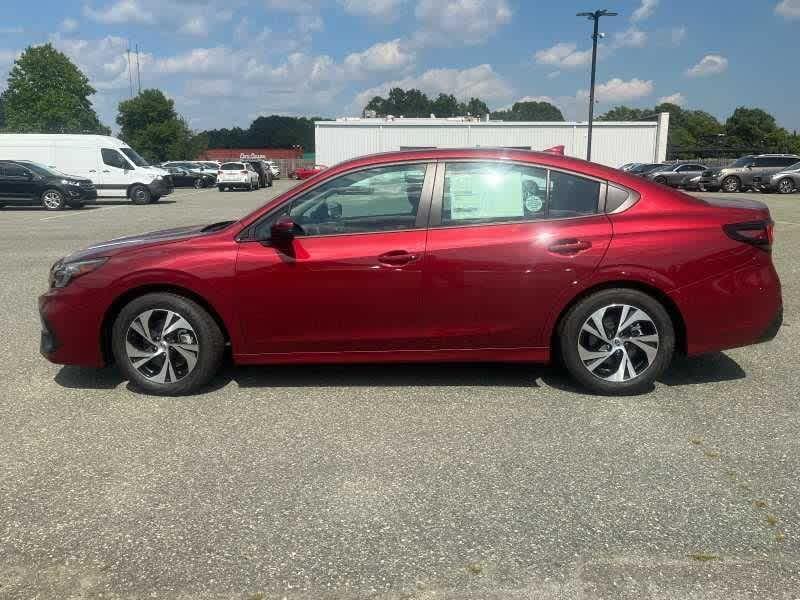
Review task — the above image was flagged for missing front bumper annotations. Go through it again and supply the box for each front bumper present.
[39,287,107,368]
[64,185,98,204]
[147,177,174,197]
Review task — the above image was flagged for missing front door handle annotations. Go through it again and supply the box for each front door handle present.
[548,239,592,255]
[378,250,418,266]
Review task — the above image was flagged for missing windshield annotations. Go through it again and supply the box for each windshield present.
[201,162,219,169]
[221,163,245,170]
[785,161,800,171]
[17,161,68,177]
[120,147,150,167]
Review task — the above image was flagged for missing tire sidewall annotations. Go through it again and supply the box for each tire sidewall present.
[41,189,66,210]
[559,289,675,395]
[130,184,151,205]
[778,178,795,194]
[111,293,225,396]
[722,176,740,193]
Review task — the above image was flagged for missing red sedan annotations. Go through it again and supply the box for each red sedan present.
[39,148,782,396]
[291,164,327,180]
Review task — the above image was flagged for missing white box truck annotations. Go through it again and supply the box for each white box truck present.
[0,134,172,204]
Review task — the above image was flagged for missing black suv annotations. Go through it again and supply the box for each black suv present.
[0,160,97,210]
[698,154,800,192]
[245,160,273,188]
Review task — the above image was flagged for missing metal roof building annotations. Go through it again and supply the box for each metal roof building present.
[315,113,670,168]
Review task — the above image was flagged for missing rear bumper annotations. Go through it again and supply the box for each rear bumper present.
[671,257,782,356]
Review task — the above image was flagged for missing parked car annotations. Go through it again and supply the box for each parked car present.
[161,161,217,180]
[755,160,800,194]
[645,163,707,188]
[265,160,280,179]
[619,163,642,172]
[164,166,215,188]
[292,164,327,180]
[0,134,172,204]
[39,148,782,397]
[699,154,800,193]
[0,160,97,210]
[628,163,665,176]
[217,162,260,191]
[245,160,273,188]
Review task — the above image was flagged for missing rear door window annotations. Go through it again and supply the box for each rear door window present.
[2,163,29,177]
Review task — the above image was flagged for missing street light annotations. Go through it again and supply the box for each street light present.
[577,9,618,161]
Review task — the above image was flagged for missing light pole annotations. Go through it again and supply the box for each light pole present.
[577,9,617,161]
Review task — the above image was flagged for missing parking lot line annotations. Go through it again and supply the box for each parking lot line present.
[40,206,117,221]
[775,220,800,226]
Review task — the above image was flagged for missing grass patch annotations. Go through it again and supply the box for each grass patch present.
[688,552,720,562]
[466,563,483,575]
[766,514,778,526]
[776,531,786,542]
[754,500,768,509]
[703,450,720,458]
[690,437,703,445]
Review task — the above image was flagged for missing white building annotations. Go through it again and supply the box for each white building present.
[315,113,670,168]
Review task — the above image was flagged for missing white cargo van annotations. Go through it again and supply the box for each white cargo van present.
[0,134,172,204]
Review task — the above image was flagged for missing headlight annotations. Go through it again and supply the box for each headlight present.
[49,258,108,288]
[155,175,163,181]
[60,179,80,186]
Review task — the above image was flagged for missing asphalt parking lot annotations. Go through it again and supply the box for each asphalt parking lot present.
[1,183,799,599]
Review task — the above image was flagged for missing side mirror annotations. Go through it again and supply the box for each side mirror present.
[747,163,755,169]
[270,217,300,242]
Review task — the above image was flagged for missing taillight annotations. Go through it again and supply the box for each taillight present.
[241,170,247,175]
[723,219,773,250]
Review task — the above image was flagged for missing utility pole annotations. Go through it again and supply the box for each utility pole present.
[577,9,617,161]
[127,46,133,98]
[135,44,142,94]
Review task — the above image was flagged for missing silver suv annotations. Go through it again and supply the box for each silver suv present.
[700,154,800,193]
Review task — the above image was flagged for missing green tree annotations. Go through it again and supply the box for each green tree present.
[725,107,789,151]
[597,106,650,121]
[1,43,108,133]
[491,100,564,121]
[460,97,489,117]
[431,93,459,117]
[116,89,206,162]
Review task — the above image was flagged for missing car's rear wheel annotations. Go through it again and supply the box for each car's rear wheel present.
[559,289,675,395]
[41,189,66,210]
[193,178,203,189]
[721,176,741,193]
[778,178,796,194]
[112,293,225,396]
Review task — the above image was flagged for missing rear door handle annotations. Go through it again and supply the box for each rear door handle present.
[378,250,418,266]
[548,239,592,255]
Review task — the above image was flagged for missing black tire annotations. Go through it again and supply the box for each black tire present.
[193,178,203,189]
[130,184,151,205]
[150,195,161,203]
[111,292,225,396]
[70,201,86,209]
[218,185,226,192]
[721,176,741,193]
[777,178,796,194]
[558,289,675,396]
[41,189,66,210]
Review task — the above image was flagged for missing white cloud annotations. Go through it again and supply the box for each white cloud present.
[546,71,560,79]
[579,77,654,103]
[83,0,155,24]
[534,43,592,68]
[344,39,414,75]
[631,0,658,22]
[179,16,209,36]
[353,64,513,114]
[265,0,320,12]
[60,18,79,33]
[686,54,728,77]
[340,0,405,21]
[296,14,324,34]
[52,34,152,91]
[776,0,800,19]
[612,27,647,48]
[658,92,686,106]
[414,0,512,46]
[185,79,235,98]
[671,26,687,45]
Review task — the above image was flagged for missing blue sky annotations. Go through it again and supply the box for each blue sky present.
[1,0,798,132]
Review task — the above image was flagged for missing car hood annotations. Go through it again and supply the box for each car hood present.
[62,224,215,263]
[772,170,799,180]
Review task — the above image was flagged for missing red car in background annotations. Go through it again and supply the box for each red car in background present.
[39,148,782,396]
[291,164,327,180]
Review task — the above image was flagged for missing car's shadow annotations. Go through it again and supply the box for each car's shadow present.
[1,200,176,211]
[53,352,746,396]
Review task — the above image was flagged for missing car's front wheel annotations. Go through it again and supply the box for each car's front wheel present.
[721,176,741,193]
[130,184,151,205]
[112,293,225,396]
[559,289,675,395]
[778,178,796,194]
[41,189,66,210]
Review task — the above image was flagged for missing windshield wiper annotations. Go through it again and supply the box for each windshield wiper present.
[201,220,236,232]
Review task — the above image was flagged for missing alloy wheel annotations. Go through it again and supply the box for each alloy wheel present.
[778,178,795,194]
[577,304,660,382]
[43,191,63,209]
[722,177,740,193]
[125,309,200,384]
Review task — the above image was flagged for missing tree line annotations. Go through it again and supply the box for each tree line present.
[1,46,797,161]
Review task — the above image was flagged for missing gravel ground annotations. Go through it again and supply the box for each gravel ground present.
[0,184,799,599]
